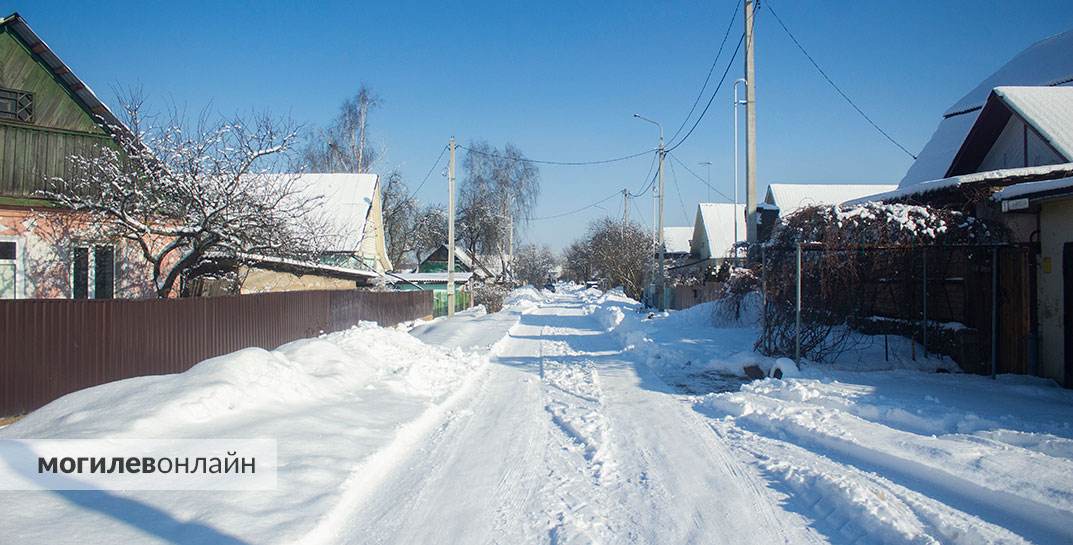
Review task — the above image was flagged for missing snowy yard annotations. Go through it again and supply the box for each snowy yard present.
[2,285,1073,544]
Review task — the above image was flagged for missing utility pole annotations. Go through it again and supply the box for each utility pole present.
[623,189,629,224]
[744,0,758,244]
[733,78,747,255]
[634,113,666,310]
[447,137,456,317]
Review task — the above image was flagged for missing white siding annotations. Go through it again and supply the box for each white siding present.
[980,116,1065,171]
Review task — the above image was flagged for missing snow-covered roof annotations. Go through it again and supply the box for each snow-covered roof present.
[764,183,897,212]
[993,175,1073,201]
[850,163,1073,204]
[295,173,379,253]
[993,86,1073,160]
[390,272,474,283]
[692,203,744,260]
[662,227,693,254]
[236,252,378,279]
[901,28,1073,188]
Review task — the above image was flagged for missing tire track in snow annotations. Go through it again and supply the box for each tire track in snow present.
[535,318,637,544]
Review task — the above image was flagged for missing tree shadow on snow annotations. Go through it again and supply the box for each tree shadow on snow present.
[4,441,251,545]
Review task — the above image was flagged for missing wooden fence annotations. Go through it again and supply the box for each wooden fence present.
[0,290,432,415]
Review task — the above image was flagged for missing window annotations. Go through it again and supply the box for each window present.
[72,244,115,299]
[0,87,33,123]
[0,240,16,299]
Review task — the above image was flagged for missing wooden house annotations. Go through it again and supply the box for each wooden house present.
[0,12,157,299]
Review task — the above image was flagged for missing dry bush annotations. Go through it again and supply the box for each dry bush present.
[757,202,1006,361]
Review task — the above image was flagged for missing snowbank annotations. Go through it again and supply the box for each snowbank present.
[0,322,489,544]
[701,371,1073,544]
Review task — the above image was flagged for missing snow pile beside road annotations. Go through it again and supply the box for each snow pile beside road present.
[0,322,489,544]
[700,371,1073,544]
[502,285,546,312]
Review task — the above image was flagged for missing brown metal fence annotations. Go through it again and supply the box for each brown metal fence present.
[0,290,432,415]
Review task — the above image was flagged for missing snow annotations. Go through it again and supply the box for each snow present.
[662,226,693,254]
[693,202,745,260]
[764,183,898,212]
[993,175,1073,201]
[900,27,1073,188]
[4,284,1072,544]
[294,173,379,252]
[854,162,1073,204]
[994,86,1073,160]
[946,29,1073,117]
[388,271,474,283]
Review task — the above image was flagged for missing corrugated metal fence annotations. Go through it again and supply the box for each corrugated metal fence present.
[0,290,432,415]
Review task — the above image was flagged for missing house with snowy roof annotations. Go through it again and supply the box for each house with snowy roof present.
[186,172,392,295]
[690,202,745,264]
[662,227,693,260]
[860,27,1073,387]
[759,183,896,240]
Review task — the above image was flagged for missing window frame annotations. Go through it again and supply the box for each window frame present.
[0,87,34,124]
[0,236,22,300]
[71,242,117,299]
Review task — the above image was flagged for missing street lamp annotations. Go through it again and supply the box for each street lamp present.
[732,78,748,259]
[634,113,666,310]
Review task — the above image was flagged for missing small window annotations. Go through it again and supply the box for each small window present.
[72,244,115,299]
[0,240,16,299]
[0,87,33,123]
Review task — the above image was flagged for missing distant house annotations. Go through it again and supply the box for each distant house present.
[415,243,499,280]
[690,203,746,264]
[0,13,159,300]
[759,183,896,240]
[662,227,693,260]
[386,244,478,316]
[858,28,1073,386]
[297,173,392,275]
[187,173,393,295]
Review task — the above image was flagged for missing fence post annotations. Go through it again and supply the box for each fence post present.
[761,244,767,332]
[922,247,928,357]
[991,246,998,379]
[795,242,802,365]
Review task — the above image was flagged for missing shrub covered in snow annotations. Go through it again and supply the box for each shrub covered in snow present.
[471,281,511,313]
[758,203,1006,362]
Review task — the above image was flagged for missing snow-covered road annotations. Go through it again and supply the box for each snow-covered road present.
[342,292,819,544]
[4,285,1073,544]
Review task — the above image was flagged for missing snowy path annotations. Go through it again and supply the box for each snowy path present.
[336,292,820,544]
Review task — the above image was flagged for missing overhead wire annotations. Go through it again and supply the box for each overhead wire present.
[665,158,691,225]
[408,144,448,200]
[529,190,623,221]
[667,0,742,145]
[667,152,734,202]
[457,144,657,166]
[665,31,746,153]
[765,2,917,159]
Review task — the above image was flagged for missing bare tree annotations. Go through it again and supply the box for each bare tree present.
[512,243,557,287]
[412,204,449,262]
[44,95,326,298]
[578,217,652,299]
[459,141,540,278]
[561,239,593,283]
[380,170,418,267]
[302,85,381,173]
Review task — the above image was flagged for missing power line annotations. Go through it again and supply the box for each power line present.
[665,31,746,153]
[667,0,742,145]
[667,152,734,202]
[529,190,623,221]
[766,3,917,160]
[631,197,649,230]
[626,151,656,198]
[408,144,448,200]
[665,158,691,224]
[458,144,657,166]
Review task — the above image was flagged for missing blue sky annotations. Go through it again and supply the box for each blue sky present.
[16,1,1073,249]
